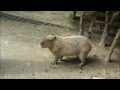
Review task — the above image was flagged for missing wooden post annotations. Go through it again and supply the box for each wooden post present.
[70,11,76,20]
[110,11,120,25]
[69,11,76,21]
[99,11,110,47]
[105,28,120,62]
[88,12,97,39]
[106,11,120,43]
[88,20,94,39]
[79,11,85,35]
[73,11,76,19]
[99,11,120,47]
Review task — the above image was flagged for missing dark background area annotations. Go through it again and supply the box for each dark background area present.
[1,0,120,10]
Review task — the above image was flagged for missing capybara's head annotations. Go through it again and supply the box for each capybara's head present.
[41,35,56,48]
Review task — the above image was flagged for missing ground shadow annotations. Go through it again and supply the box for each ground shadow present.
[56,55,102,68]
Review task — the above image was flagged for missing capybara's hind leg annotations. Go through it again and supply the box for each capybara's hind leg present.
[60,56,63,61]
[78,52,88,68]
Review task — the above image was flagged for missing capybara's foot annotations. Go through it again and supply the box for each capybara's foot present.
[77,63,84,69]
[51,61,59,65]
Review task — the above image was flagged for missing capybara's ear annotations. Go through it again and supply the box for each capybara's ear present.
[48,35,56,41]
[51,35,56,41]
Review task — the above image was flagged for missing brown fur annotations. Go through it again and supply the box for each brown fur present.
[41,35,92,68]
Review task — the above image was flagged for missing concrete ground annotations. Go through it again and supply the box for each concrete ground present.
[0,11,120,79]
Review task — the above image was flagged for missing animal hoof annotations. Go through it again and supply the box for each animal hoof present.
[77,63,84,69]
[51,61,58,65]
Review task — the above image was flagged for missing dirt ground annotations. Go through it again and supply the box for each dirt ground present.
[0,11,120,79]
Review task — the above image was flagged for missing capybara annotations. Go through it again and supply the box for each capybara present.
[40,35,92,68]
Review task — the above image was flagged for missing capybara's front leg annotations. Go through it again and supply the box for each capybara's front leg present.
[51,56,61,65]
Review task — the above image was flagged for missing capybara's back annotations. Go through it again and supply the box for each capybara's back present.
[56,36,92,56]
